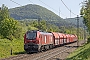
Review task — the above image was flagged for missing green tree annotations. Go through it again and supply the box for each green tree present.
[0,4,19,39]
[0,4,9,22]
[30,20,38,27]
[38,20,47,31]
[0,17,18,39]
[46,23,60,32]
[80,0,90,33]
[31,20,47,31]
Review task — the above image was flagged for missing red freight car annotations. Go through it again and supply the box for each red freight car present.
[52,32,60,46]
[58,33,64,45]
[66,34,70,43]
[73,34,78,42]
[62,33,67,44]
[70,34,77,42]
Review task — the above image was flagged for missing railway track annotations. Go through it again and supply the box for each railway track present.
[33,46,70,60]
[1,40,84,60]
[33,42,77,60]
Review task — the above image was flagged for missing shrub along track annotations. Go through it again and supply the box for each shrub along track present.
[1,40,84,60]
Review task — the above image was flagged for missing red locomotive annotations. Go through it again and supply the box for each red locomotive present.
[24,30,77,53]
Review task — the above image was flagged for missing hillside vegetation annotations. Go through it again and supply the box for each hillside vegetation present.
[80,0,90,33]
[67,39,90,60]
[66,1,90,59]
[64,17,84,27]
[0,39,24,59]
[9,4,79,28]
[9,4,62,21]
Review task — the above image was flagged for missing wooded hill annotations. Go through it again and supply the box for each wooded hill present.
[64,17,84,27]
[9,4,71,27]
[9,4,62,21]
[9,4,84,28]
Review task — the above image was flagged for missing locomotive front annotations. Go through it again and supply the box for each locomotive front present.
[24,30,39,53]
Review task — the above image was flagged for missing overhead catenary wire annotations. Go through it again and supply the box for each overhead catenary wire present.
[10,0,41,19]
[38,0,68,18]
[10,0,68,18]
[28,0,65,19]
[60,0,77,16]
[10,0,42,30]
[39,0,58,13]
[10,0,22,6]
[29,0,67,18]
[10,0,76,18]
[28,0,34,4]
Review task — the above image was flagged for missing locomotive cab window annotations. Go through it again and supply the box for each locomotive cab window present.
[26,32,36,40]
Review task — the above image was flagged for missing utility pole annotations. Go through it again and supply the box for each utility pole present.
[77,15,79,47]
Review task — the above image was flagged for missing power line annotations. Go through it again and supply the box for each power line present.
[59,7,68,18]
[10,0,71,18]
[39,0,58,13]
[29,0,63,17]
[10,0,40,18]
[39,0,68,18]
[10,0,68,18]
[60,0,77,16]
[10,0,42,30]
[10,0,22,6]
[28,0,67,30]
[28,0,34,4]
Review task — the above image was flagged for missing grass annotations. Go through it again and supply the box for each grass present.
[0,38,25,59]
[66,42,90,60]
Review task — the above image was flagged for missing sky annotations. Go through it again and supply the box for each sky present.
[0,0,85,19]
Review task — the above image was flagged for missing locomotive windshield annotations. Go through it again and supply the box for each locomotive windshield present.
[26,32,36,40]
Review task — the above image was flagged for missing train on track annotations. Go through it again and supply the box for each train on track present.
[24,30,77,53]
